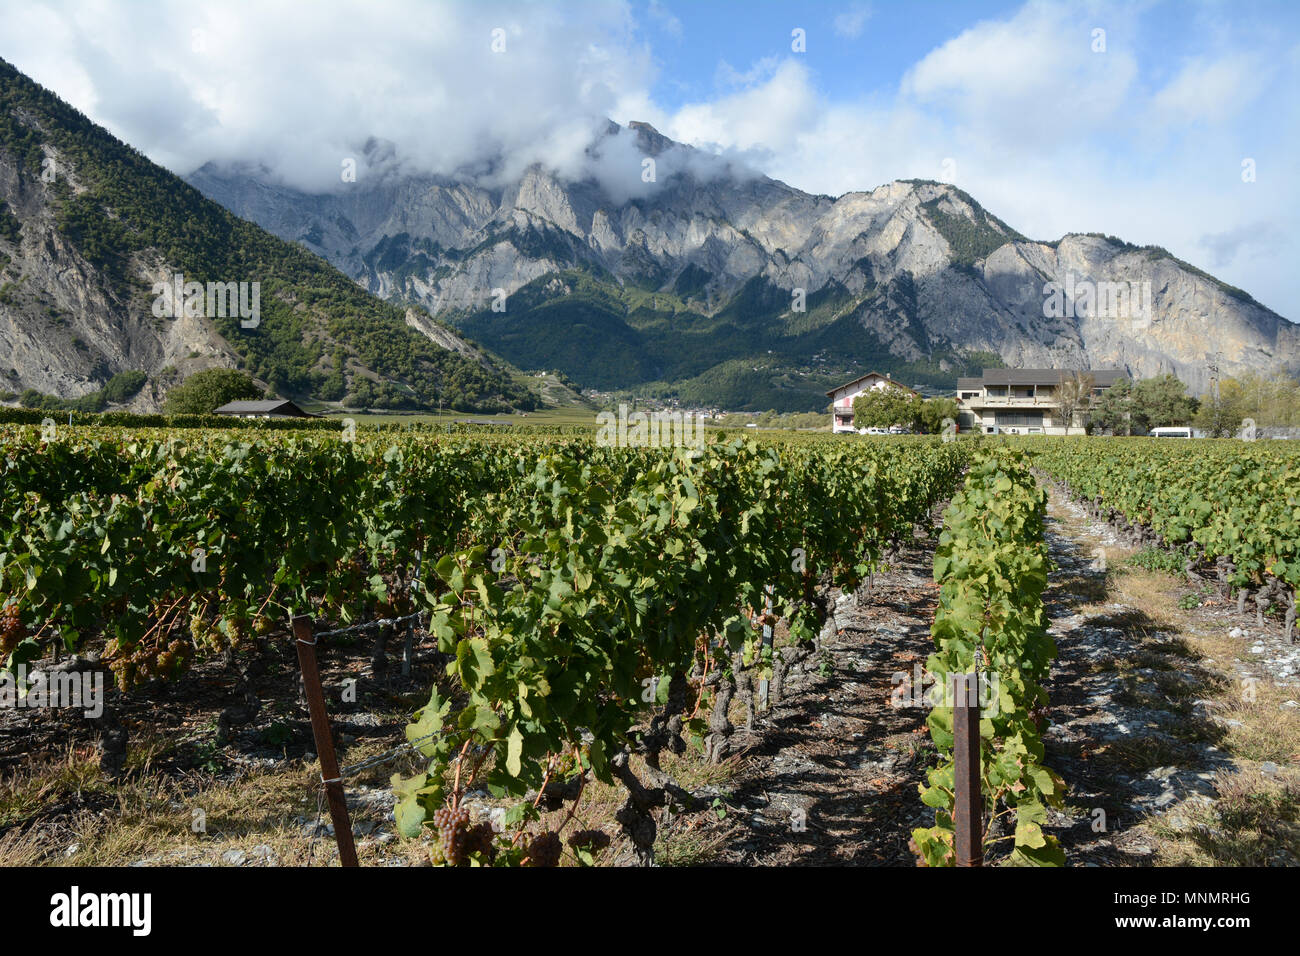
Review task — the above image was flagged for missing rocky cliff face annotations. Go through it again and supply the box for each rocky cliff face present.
[0,146,236,410]
[188,121,1299,405]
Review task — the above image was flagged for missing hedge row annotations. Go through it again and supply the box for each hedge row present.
[0,406,343,431]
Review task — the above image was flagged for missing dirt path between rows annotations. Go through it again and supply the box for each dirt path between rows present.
[679,515,943,865]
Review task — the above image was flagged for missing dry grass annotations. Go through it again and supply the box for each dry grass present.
[654,818,735,866]
[1101,563,1300,865]
[0,734,434,868]
[1092,734,1196,774]
[1148,768,1300,866]
[0,744,107,830]
[525,748,741,866]
[1048,495,1300,866]
[0,700,743,867]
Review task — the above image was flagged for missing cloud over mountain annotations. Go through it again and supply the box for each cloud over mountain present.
[3,0,1297,312]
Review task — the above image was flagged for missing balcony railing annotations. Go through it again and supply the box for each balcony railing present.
[962,395,1057,407]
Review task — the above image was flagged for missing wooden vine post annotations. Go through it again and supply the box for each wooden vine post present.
[757,584,775,711]
[402,546,422,677]
[292,615,359,867]
[953,671,983,867]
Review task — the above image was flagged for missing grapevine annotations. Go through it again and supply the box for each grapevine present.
[1024,436,1300,638]
[0,421,970,862]
[0,601,24,655]
[912,448,1065,867]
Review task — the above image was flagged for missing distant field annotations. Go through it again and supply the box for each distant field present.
[319,406,599,427]
[322,406,829,433]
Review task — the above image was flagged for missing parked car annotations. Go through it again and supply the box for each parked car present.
[859,426,888,435]
[888,425,909,434]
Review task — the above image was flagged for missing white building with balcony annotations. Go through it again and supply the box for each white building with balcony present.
[827,372,920,433]
[955,368,1126,435]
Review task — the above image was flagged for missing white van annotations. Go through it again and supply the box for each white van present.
[1149,426,1193,438]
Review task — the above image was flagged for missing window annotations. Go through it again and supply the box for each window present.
[995,411,1044,427]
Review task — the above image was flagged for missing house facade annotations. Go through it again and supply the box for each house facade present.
[827,372,920,433]
[955,368,1125,435]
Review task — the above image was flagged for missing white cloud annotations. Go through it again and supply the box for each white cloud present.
[1,0,655,193]
[900,1,1139,151]
[1151,53,1270,126]
[647,0,682,37]
[832,3,872,40]
[1199,220,1287,269]
[715,56,781,89]
[667,59,822,158]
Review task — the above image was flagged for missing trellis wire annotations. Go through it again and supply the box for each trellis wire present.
[313,610,425,640]
[337,727,446,778]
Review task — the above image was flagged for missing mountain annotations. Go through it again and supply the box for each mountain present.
[0,58,535,413]
[188,121,1300,411]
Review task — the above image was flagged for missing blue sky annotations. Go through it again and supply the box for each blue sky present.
[641,1,1292,112]
[642,0,1032,108]
[1,0,1297,313]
